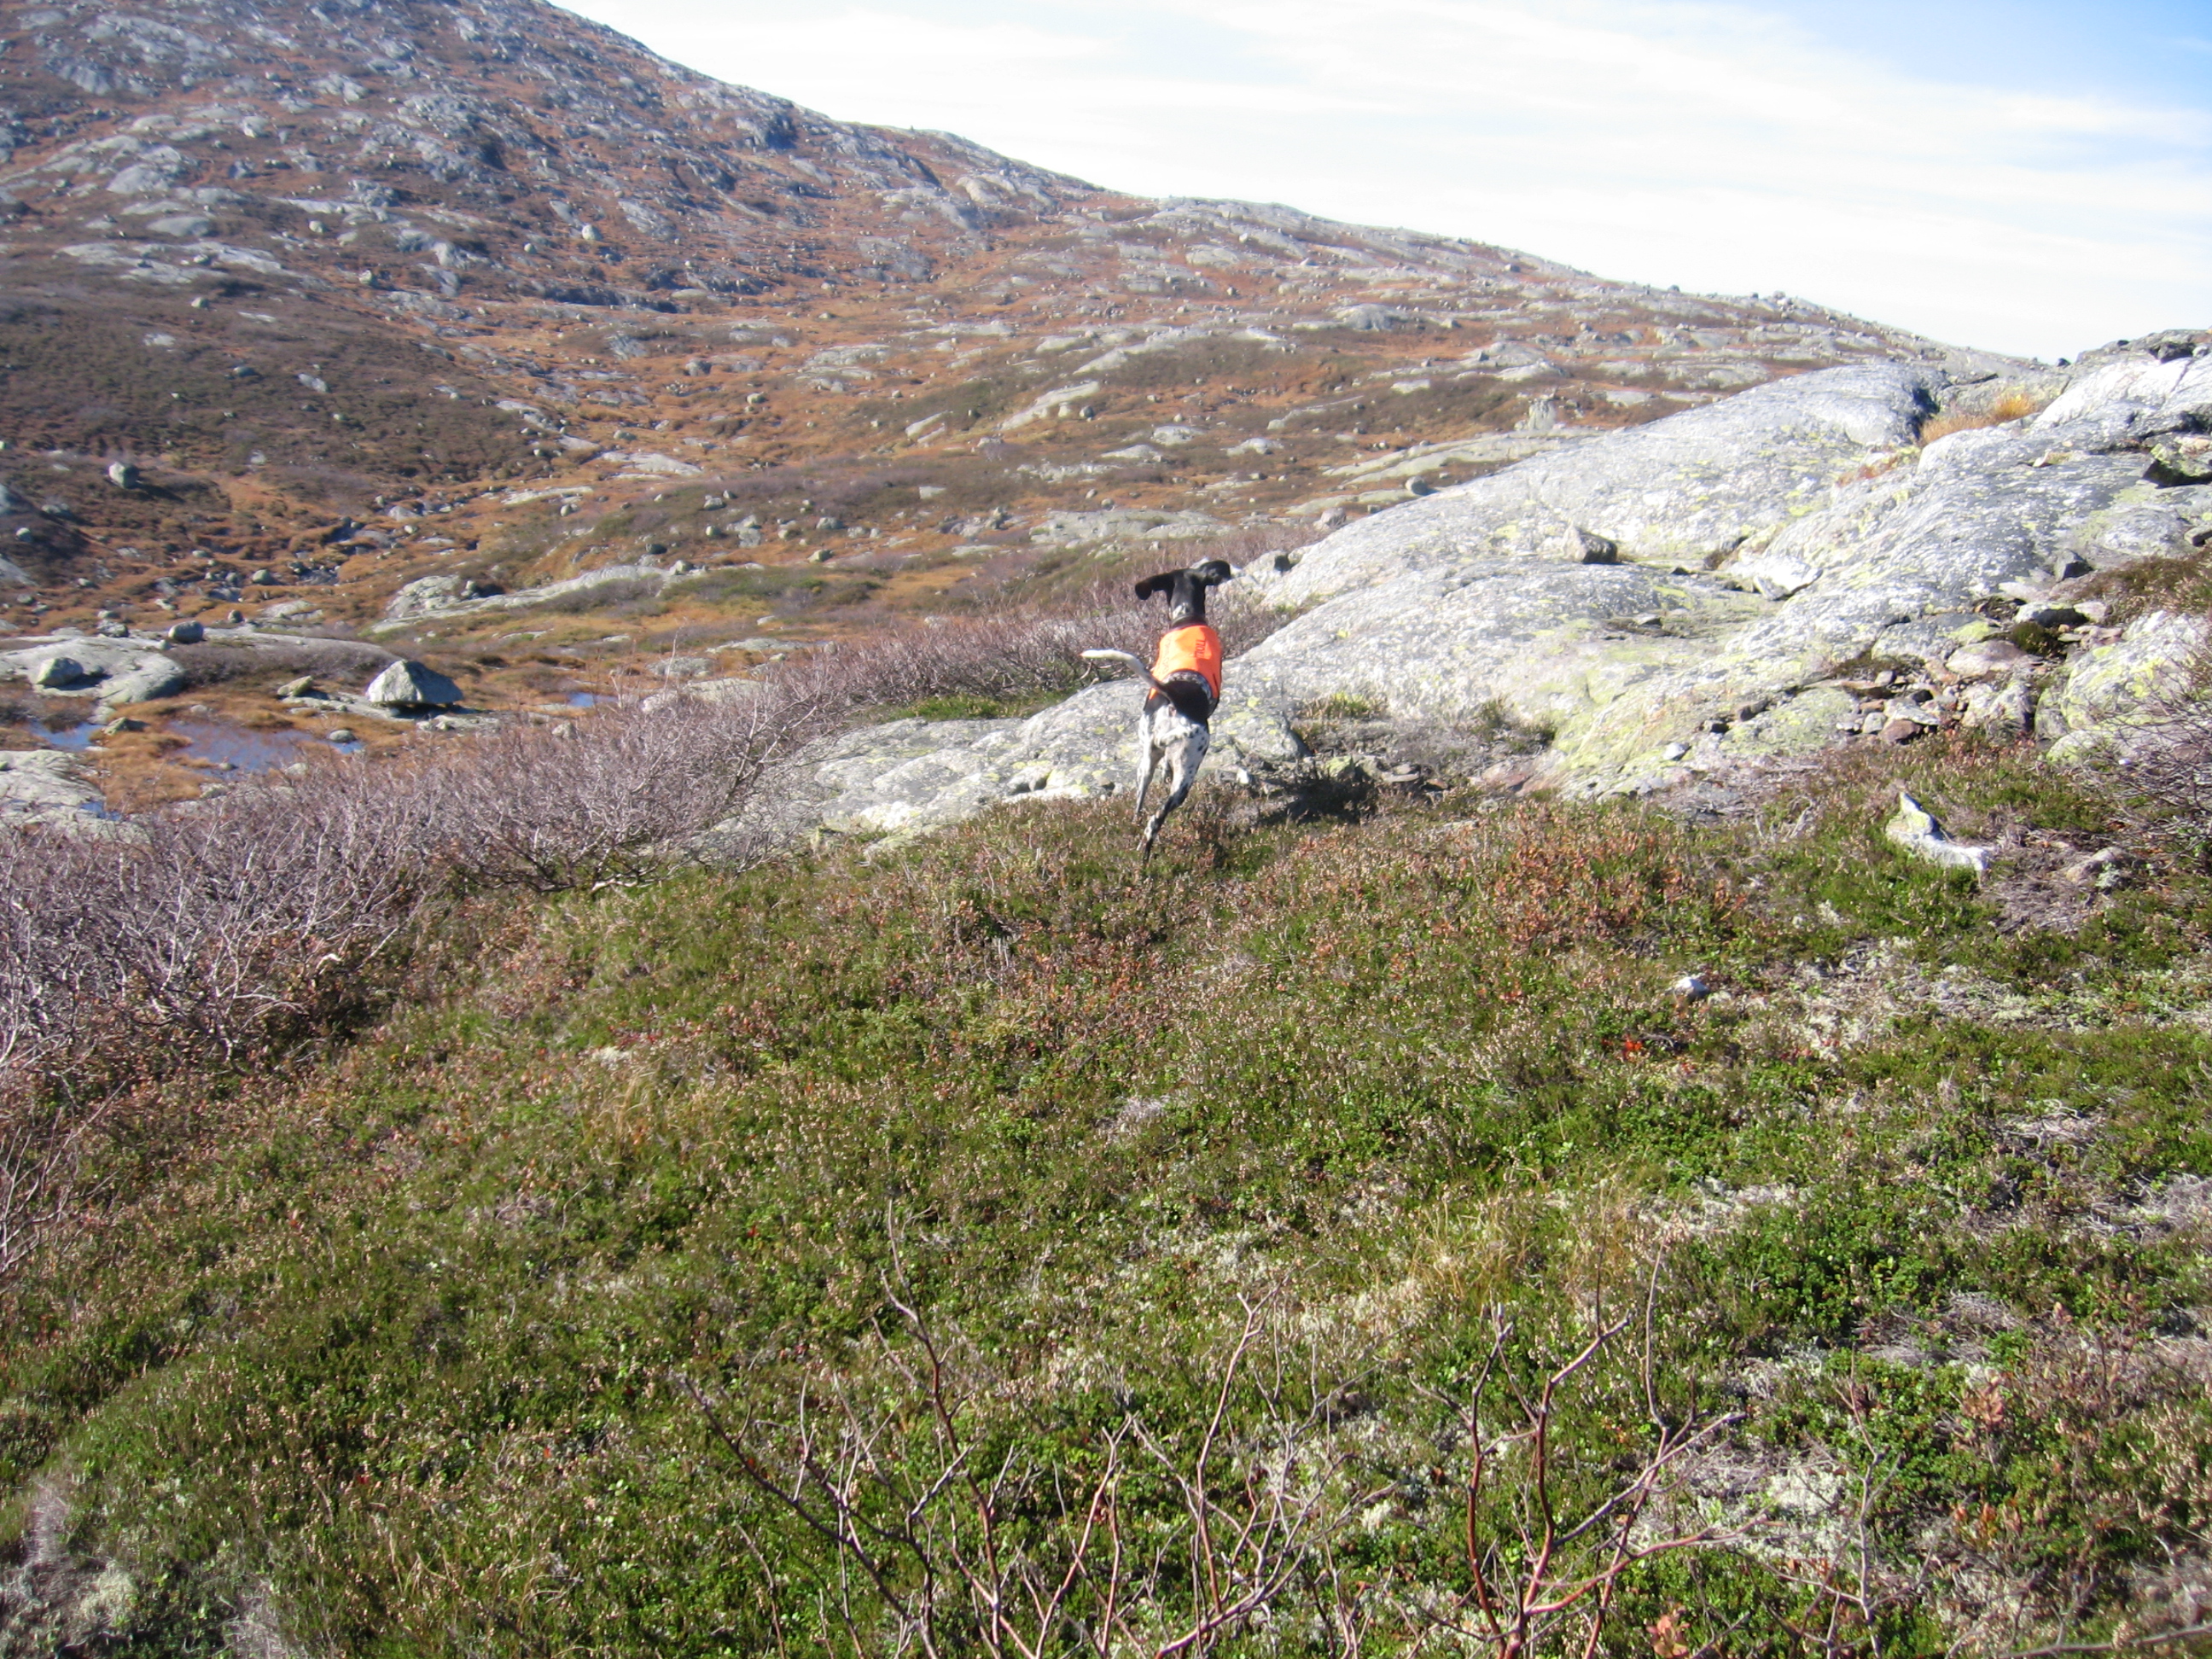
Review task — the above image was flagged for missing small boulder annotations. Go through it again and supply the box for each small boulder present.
[2060,846,2134,889]
[1957,677,2034,736]
[1884,790,1992,874]
[105,460,139,490]
[276,675,317,699]
[1735,554,1822,601]
[249,568,280,586]
[2145,437,2212,487]
[1945,638,2033,680]
[1882,690,1941,726]
[29,655,90,690]
[166,620,205,644]
[325,727,358,744]
[1571,527,1618,565]
[364,659,462,709]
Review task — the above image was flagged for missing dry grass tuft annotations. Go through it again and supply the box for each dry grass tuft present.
[1918,390,2050,447]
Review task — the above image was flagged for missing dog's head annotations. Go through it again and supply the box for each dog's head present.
[1134,559,1233,626]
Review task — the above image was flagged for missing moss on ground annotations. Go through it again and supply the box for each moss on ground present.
[3,739,2210,1654]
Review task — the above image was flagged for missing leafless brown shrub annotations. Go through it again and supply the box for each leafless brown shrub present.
[1417,1289,1747,1658]
[777,579,1292,715]
[404,685,830,892]
[0,676,839,1276]
[0,1091,108,1280]
[1,685,830,1073]
[688,1278,1394,1659]
[684,1245,1743,1658]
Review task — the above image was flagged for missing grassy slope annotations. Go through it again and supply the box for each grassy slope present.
[3,740,2211,1655]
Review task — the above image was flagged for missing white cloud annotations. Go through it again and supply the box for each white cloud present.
[557,0,2211,359]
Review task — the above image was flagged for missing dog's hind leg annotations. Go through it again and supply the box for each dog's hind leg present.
[1139,725,1210,859]
[1132,709,1162,823]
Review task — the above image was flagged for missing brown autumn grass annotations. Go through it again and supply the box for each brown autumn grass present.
[1917,389,2051,447]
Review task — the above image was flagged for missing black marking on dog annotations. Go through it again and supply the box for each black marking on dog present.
[1132,559,1231,627]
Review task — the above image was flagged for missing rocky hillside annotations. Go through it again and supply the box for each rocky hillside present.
[0,0,2012,716]
[0,0,2197,836]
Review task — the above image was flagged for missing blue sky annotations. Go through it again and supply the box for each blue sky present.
[555,0,2210,361]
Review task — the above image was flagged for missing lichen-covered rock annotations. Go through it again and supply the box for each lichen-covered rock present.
[3,636,175,687]
[1272,361,1946,605]
[1884,789,1992,874]
[2037,611,2208,765]
[736,682,1309,848]
[2030,352,2212,451]
[728,342,2212,844]
[27,654,89,690]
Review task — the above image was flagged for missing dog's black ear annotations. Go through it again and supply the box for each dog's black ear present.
[1189,559,1233,587]
[1133,572,1178,602]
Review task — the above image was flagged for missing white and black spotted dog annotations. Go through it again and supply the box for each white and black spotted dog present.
[1082,559,1233,858]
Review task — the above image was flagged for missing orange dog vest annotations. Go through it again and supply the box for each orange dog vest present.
[1152,623,1223,698]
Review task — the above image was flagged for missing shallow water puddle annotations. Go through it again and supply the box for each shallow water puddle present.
[34,718,102,752]
[169,719,323,771]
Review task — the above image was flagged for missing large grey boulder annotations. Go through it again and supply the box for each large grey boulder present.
[2029,352,2212,452]
[4,636,178,687]
[745,686,1307,846]
[723,341,2212,843]
[0,748,109,831]
[96,655,187,707]
[2035,611,2208,765]
[364,659,463,709]
[1272,361,1945,604]
[1249,351,2212,795]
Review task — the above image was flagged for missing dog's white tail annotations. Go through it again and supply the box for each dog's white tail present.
[1081,648,1172,696]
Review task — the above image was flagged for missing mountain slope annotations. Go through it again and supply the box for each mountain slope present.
[0,0,2022,672]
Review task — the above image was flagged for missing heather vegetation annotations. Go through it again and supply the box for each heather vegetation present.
[4,717,2212,1654]
[0,296,540,486]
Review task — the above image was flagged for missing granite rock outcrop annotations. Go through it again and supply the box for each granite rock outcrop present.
[755,334,2209,840]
